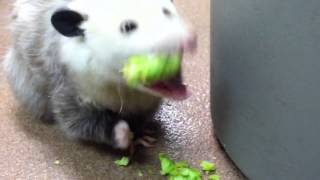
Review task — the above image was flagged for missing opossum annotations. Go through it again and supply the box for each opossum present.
[3,0,197,151]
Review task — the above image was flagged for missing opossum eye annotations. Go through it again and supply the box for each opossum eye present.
[51,9,85,37]
[120,20,138,35]
[163,8,172,17]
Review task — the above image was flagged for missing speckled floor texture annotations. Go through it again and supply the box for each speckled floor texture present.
[0,0,245,179]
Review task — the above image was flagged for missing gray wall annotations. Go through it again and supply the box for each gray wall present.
[212,0,320,179]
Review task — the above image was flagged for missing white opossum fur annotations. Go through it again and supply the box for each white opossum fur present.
[3,0,196,150]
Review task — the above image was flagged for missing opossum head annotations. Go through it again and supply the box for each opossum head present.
[51,0,197,100]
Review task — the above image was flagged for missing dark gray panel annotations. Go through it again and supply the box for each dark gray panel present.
[212,0,320,179]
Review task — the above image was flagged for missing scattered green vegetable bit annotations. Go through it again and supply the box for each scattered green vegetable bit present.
[112,153,219,180]
[159,153,202,180]
[208,174,220,180]
[159,153,176,175]
[138,170,143,177]
[169,175,186,180]
[175,161,189,168]
[114,156,130,167]
[200,161,216,173]
[177,167,201,179]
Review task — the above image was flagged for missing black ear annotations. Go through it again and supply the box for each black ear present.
[51,9,85,37]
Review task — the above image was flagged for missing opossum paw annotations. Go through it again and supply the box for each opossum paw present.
[134,135,157,147]
[113,120,133,150]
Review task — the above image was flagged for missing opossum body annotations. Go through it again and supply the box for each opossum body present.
[4,0,196,150]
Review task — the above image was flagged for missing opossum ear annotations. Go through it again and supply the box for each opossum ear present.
[51,9,85,37]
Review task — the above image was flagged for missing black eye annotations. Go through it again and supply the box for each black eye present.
[163,8,172,17]
[120,20,138,34]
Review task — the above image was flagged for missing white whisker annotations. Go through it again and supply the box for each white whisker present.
[117,80,124,113]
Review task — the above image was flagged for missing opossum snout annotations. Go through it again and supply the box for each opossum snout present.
[181,30,197,53]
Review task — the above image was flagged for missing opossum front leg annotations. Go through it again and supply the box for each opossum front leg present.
[51,89,133,150]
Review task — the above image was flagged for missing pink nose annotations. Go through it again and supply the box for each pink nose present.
[182,31,197,53]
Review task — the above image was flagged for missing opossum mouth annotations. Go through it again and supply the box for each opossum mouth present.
[142,50,189,101]
[124,49,192,100]
[146,71,189,100]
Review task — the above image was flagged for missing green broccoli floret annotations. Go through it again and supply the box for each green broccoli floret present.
[200,161,216,173]
[122,54,181,87]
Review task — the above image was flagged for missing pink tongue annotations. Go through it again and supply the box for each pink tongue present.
[149,82,190,101]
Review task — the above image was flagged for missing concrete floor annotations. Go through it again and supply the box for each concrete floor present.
[0,0,245,179]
